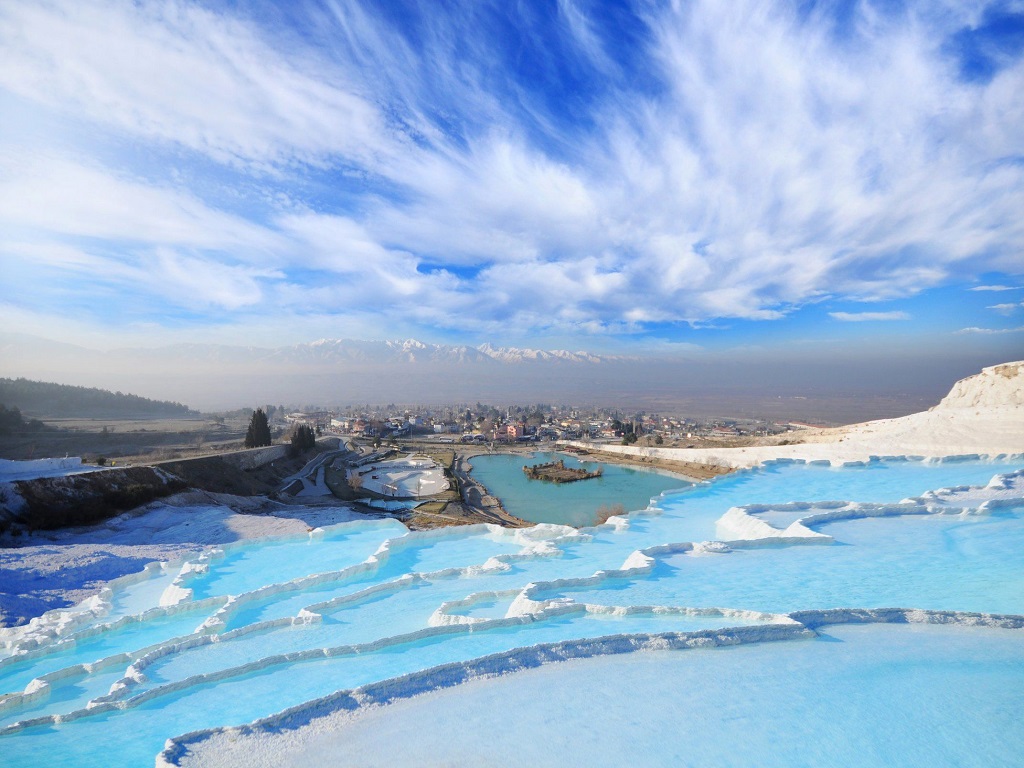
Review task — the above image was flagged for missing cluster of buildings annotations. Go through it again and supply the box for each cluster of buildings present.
[277,404,796,446]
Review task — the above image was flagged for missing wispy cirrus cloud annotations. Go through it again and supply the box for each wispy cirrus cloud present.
[0,154,281,252]
[0,0,1023,348]
[829,311,911,322]
[957,326,1024,335]
[988,302,1024,315]
[0,1,388,168]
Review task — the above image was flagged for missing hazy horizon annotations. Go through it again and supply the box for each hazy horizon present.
[2,331,1015,423]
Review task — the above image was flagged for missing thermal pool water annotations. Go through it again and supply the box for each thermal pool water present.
[225,623,1024,768]
[0,456,1022,766]
[468,450,690,525]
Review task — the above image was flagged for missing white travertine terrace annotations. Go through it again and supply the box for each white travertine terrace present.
[0,363,1022,767]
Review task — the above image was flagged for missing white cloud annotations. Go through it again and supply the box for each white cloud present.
[988,302,1024,315]
[956,326,1024,335]
[356,0,1024,328]
[829,311,911,322]
[0,1,389,168]
[149,249,282,310]
[0,154,281,253]
[972,284,1021,292]
[1,0,1023,343]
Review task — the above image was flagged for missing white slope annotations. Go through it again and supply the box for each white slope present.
[936,361,1024,410]
[584,361,1024,469]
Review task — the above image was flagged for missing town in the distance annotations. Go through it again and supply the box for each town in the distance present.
[0,375,817,535]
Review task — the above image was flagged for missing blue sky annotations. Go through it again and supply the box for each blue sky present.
[0,0,1022,363]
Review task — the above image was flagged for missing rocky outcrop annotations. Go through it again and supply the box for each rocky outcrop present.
[3,467,186,531]
[936,361,1024,410]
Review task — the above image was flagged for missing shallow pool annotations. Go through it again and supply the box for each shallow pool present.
[469,450,690,525]
[289,623,1024,768]
[0,456,1020,767]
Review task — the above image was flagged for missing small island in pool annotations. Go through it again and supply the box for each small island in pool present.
[523,458,603,483]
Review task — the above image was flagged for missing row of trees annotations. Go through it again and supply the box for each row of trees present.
[244,408,318,457]
[290,424,316,455]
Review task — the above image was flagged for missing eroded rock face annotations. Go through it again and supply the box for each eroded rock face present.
[936,361,1024,410]
[6,467,185,530]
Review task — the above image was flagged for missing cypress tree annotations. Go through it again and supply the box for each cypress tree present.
[289,423,316,456]
[245,408,272,448]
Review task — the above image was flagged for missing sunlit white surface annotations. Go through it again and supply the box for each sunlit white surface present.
[0,457,1021,767]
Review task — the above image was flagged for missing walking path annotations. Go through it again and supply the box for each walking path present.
[452,453,530,528]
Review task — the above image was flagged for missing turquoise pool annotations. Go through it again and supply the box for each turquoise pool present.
[468,450,690,525]
[0,456,1020,767]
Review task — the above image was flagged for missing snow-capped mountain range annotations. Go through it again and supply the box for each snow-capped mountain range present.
[272,338,614,365]
[1,334,622,367]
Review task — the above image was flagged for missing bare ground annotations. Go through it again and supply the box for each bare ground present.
[559,445,732,481]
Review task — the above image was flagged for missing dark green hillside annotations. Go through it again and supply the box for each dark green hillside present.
[0,378,198,419]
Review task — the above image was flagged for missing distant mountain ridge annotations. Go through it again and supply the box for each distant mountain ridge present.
[1,333,627,368]
[104,338,625,366]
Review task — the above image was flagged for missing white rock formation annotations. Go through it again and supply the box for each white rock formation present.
[935,361,1024,410]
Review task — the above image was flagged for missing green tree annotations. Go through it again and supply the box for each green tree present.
[244,408,272,448]
[289,423,316,456]
[0,404,19,431]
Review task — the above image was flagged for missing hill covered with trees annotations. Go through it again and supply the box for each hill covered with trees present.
[0,378,198,419]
